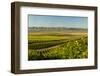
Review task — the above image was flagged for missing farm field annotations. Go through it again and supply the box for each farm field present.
[28,29,88,60]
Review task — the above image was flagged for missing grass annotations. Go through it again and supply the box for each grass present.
[28,30,88,60]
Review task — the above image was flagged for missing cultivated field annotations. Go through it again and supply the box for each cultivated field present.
[28,29,88,60]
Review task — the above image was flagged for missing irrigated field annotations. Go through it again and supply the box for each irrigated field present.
[28,30,88,60]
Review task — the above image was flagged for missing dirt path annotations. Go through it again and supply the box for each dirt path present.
[35,44,62,52]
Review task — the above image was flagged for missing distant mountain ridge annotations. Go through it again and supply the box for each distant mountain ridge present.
[28,27,88,32]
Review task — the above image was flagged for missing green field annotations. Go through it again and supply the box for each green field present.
[28,30,88,60]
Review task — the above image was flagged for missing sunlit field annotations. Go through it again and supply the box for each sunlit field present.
[28,30,88,60]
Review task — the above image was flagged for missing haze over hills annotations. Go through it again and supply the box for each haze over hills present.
[28,27,88,32]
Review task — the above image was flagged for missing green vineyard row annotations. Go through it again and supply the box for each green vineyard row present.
[28,37,88,60]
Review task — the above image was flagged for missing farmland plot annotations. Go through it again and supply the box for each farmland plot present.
[28,30,88,60]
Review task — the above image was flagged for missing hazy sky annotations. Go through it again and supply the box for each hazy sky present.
[28,15,88,28]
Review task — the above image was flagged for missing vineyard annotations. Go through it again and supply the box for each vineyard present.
[28,30,88,60]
